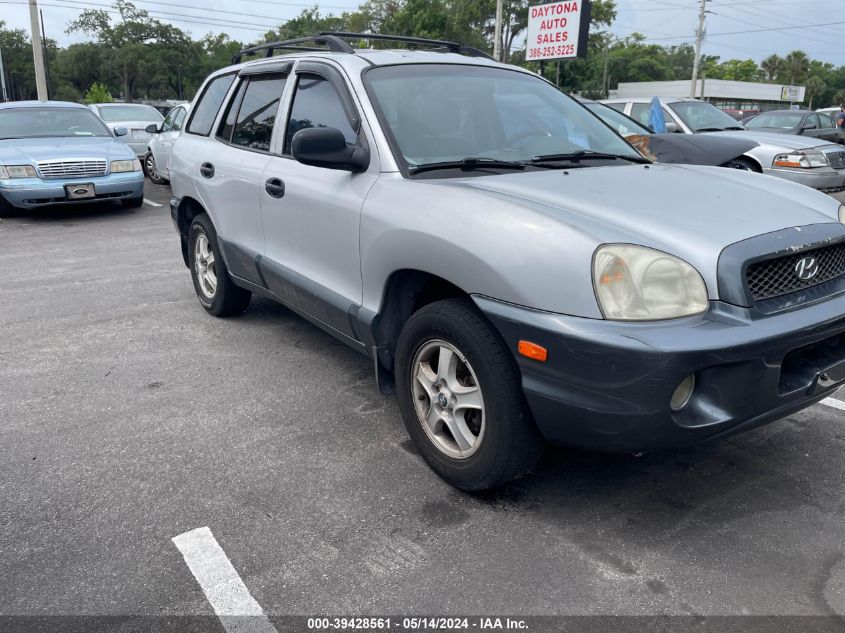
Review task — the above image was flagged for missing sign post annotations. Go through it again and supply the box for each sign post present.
[526,0,592,63]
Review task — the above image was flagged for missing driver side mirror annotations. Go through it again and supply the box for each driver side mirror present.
[291,127,369,173]
[665,122,681,133]
[113,127,128,137]
[145,123,160,134]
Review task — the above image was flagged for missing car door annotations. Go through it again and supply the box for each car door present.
[259,61,379,341]
[816,114,839,143]
[159,106,187,178]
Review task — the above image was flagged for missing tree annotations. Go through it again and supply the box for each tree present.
[779,50,809,85]
[760,54,781,82]
[67,0,188,101]
[83,82,113,104]
[804,75,826,110]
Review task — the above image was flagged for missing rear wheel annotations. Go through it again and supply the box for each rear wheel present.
[188,213,251,317]
[394,298,544,491]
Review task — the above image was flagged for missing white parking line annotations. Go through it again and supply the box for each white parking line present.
[172,526,278,633]
[821,397,845,411]
[143,198,163,207]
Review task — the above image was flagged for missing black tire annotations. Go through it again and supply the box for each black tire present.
[188,213,251,317]
[0,194,19,218]
[722,157,761,172]
[143,150,168,185]
[394,298,544,491]
[121,195,144,209]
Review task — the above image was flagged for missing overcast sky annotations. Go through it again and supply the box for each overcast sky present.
[2,0,843,66]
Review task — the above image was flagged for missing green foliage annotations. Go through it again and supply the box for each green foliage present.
[83,82,113,104]
[3,3,845,107]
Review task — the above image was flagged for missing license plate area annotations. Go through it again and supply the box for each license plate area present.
[65,183,95,200]
[779,333,845,395]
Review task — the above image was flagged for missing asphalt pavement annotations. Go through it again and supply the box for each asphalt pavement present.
[2,185,845,628]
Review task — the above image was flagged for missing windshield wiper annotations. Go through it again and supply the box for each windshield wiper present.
[695,126,743,132]
[531,150,650,165]
[408,157,526,175]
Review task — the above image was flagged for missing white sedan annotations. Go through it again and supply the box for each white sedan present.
[143,103,190,184]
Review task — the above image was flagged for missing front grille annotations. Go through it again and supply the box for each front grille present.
[746,243,845,301]
[827,151,845,170]
[37,159,107,179]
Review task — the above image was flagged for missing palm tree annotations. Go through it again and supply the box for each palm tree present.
[760,55,781,82]
[804,75,826,110]
[781,50,810,85]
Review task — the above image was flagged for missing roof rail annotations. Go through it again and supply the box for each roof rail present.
[318,32,494,60]
[232,31,494,65]
[232,34,354,64]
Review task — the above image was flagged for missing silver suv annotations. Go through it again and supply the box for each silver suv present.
[171,33,845,490]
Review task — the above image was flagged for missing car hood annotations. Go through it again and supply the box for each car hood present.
[704,129,834,150]
[626,133,757,166]
[0,136,136,164]
[449,163,841,299]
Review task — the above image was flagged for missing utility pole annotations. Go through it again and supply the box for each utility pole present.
[28,0,48,100]
[0,46,8,102]
[689,0,708,99]
[493,0,503,62]
[40,9,50,99]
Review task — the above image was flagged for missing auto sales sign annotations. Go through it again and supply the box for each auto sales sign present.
[526,1,592,61]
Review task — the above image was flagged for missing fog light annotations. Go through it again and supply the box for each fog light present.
[670,375,695,411]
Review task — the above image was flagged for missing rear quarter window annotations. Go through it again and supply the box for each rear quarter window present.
[187,73,236,136]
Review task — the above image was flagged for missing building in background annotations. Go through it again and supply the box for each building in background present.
[609,79,806,118]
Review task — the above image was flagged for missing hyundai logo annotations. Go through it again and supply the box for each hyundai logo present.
[795,256,819,281]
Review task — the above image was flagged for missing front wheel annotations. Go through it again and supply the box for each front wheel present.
[394,299,544,491]
[722,157,761,172]
[188,213,251,317]
[143,151,168,185]
[121,195,144,209]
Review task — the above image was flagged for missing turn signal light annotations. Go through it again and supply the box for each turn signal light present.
[518,340,548,362]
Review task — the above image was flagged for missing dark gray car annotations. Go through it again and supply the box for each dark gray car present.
[746,109,843,144]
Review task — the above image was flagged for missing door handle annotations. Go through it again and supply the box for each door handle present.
[265,177,285,199]
[200,162,214,179]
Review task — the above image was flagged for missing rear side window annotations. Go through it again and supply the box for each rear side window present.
[187,73,236,136]
[173,108,187,131]
[217,80,248,142]
[231,76,286,152]
[284,74,356,154]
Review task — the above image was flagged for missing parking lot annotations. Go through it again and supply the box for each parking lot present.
[2,185,845,628]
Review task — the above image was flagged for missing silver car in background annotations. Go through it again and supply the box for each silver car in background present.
[603,97,845,192]
[89,103,164,158]
[143,102,190,184]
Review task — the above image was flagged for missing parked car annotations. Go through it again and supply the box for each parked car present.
[0,101,144,216]
[89,103,164,157]
[171,33,845,490]
[143,102,191,184]
[603,97,845,191]
[744,109,842,144]
[580,98,759,170]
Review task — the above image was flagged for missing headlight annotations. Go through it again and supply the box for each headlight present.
[593,244,709,321]
[0,165,37,178]
[773,150,828,169]
[110,159,141,173]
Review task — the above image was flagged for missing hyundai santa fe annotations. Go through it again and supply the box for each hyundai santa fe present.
[169,33,845,490]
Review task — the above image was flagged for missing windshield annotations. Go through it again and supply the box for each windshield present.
[746,112,803,129]
[365,64,642,171]
[97,105,163,122]
[669,101,744,132]
[584,102,651,136]
[0,107,112,139]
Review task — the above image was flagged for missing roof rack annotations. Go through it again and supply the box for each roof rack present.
[233,34,354,64]
[232,31,493,65]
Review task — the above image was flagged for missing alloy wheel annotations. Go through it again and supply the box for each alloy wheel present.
[411,339,485,459]
[194,233,217,299]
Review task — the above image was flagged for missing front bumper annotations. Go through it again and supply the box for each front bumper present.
[475,294,845,453]
[0,172,144,209]
[764,165,845,192]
